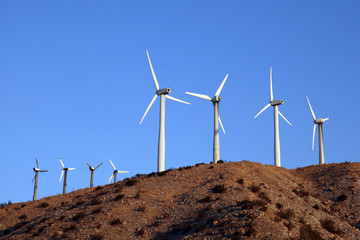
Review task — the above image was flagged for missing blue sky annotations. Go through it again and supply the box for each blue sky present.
[1,1,359,203]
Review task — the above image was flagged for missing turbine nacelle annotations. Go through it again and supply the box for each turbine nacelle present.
[211,96,221,103]
[270,99,284,106]
[156,88,171,95]
[315,119,326,124]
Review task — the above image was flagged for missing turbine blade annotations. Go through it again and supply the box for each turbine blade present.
[39,170,48,172]
[306,96,316,120]
[312,124,317,151]
[59,157,65,168]
[109,159,116,171]
[68,168,75,170]
[140,94,158,124]
[35,157,39,169]
[278,111,292,126]
[116,171,129,173]
[185,92,211,101]
[95,162,103,170]
[215,74,229,96]
[270,67,273,101]
[59,170,64,182]
[165,95,190,105]
[323,118,330,122]
[254,103,271,119]
[108,173,114,183]
[32,175,36,183]
[219,116,226,134]
[146,50,159,90]
[85,162,92,168]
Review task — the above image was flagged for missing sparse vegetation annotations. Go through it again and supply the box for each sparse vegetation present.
[198,196,211,203]
[276,209,295,220]
[336,194,348,202]
[217,160,224,163]
[95,186,104,191]
[237,178,244,184]
[18,214,28,220]
[64,224,77,232]
[110,218,123,225]
[258,191,271,203]
[212,184,226,193]
[292,187,309,198]
[38,202,49,208]
[69,200,84,209]
[248,183,261,193]
[157,171,167,176]
[135,227,145,236]
[114,194,125,201]
[125,179,137,186]
[136,205,146,212]
[276,203,283,209]
[195,163,205,166]
[91,207,102,214]
[72,212,86,221]
[90,234,104,240]
[0,200,12,207]
[236,199,266,210]
[135,191,141,199]
[321,218,343,235]
[299,224,325,240]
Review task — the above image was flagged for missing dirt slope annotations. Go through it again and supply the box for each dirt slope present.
[1,161,360,240]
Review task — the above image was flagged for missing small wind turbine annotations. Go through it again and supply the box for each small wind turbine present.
[108,159,129,183]
[59,157,75,194]
[306,96,329,164]
[32,157,48,201]
[85,162,103,188]
[185,74,229,163]
[140,50,190,172]
[254,67,292,167]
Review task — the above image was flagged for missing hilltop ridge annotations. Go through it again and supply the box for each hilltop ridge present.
[1,161,360,239]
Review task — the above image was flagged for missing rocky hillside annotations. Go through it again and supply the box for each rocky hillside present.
[1,161,360,240]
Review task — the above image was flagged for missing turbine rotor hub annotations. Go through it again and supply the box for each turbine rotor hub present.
[315,119,324,124]
[156,88,171,95]
[270,99,284,106]
[211,96,221,102]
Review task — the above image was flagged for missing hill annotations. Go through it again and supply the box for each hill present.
[1,161,360,239]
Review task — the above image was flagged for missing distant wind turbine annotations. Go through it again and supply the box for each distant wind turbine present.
[140,50,190,172]
[108,159,129,183]
[185,74,229,163]
[306,96,329,164]
[32,157,48,201]
[254,67,292,167]
[59,157,75,194]
[85,162,103,188]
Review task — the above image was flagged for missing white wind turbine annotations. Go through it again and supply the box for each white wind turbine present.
[59,157,75,194]
[140,50,190,172]
[85,162,103,188]
[108,159,129,183]
[32,157,48,201]
[306,96,329,164]
[254,67,292,167]
[185,74,229,163]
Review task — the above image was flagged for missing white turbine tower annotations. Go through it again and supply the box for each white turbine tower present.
[185,74,229,163]
[108,159,129,183]
[59,157,75,194]
[32,157,48,201]
[306,96,329,164]
[140,50,190,172]
[254,67,292,167]
[85,162,103,188]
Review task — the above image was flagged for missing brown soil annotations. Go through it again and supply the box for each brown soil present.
[1,161,360,239]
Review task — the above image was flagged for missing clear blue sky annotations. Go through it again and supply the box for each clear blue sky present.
[1,1,359,203]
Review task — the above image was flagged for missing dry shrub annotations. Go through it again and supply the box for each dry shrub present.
[90,234,103,240]
[237,179,244,185]
[237,200,266,210]
[199,196,211,203]
[114,194,125,201]
[135,228,145,236]
[276,209,295,220]
[157,171,167,177]
[321,218,343,235]
[38,202,49,208]
[299,224,325,240]
[95,186,103,191]
[125,179,137,186]
[110,218,123,225]
[197,206,211,218]
[91,207,101,214]
[258,191,271,203]
[18,214,27,220]
[212,184,226,193]
[72,212,86,221]
[292,188,309,198]
[276,203,283,209]
[63,224,76,232]
[336,194,348,202]
[248,184,260,193]
[136,206,146,212]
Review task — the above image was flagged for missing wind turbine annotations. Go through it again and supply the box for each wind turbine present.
[59,157,75,194]
[85,162,103,188]
[32,157,48,201]
[306,96,329,164]
[185,74,229,163]
[140,50,190,172]
[108,159,129,183]
[254,67,292,167]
